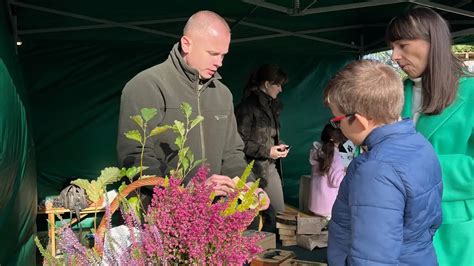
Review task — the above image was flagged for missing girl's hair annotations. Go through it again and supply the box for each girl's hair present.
[243,64,288,98]
[318,123,346,175]
[385,6,467,115]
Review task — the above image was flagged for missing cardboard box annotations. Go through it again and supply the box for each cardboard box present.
[298,175,312,213]
[296,216,326,235]
[251,249,296,266]
[278,229,295,236]
[276,213,297,226]
[296,232,328,250]
[281,240,297,246]
[280,234,297,241]
[276,223,296,230]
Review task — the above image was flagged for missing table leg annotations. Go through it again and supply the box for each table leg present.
[48,213,56,257]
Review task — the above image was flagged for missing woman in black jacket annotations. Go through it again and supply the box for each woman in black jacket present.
[235,64,289,231]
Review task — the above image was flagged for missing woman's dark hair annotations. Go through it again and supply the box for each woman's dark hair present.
[243,64,288,98]
[318,123,346,175]
[385,6,467,115]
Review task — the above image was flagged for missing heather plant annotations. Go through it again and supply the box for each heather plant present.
[141,166,262,264]
[36,103,263,265]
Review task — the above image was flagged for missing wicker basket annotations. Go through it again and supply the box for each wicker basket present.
[95,176,165,253]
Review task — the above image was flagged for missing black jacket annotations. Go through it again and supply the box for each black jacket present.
[235,90,283,180]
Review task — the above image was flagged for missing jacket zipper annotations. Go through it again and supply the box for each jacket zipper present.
[197,85,205,162]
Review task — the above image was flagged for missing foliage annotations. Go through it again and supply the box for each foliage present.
[168,102,205,179]
[125,107,169,179]
[72,167,126,203]
[34,236,56,266]
[452,44,474,53]
[363,50,407,80]
[222,161,262,216]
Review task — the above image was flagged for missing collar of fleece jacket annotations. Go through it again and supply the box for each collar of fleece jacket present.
[169,42,222,88]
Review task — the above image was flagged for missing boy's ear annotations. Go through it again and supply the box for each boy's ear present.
[354,113,370,130]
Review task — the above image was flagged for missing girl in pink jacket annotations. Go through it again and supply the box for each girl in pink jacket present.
[308,124,347,218]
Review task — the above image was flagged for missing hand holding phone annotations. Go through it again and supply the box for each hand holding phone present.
[278,145,291,152]
[271,145,289,159]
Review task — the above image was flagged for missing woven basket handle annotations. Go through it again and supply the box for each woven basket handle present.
[95,176,165,252]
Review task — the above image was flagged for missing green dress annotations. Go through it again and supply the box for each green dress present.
[402,77,474,266]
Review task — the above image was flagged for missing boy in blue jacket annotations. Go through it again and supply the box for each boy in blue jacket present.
[324,60,442,265]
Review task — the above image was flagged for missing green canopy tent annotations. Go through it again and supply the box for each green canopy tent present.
[1,0,473,264]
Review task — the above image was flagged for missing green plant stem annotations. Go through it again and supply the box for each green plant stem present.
[94,206,97,231]
[139,123,148,179]
[175,116,191,178]
[136,122,149,205]
[135,188,147,219]
[182,115,190,177]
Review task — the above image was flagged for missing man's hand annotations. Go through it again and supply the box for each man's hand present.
[254,187,270,211]
[205,174,236,196]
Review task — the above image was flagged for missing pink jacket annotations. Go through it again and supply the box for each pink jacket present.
[308,142,345,216]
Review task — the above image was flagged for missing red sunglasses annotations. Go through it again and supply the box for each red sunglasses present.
[330,113,356,128]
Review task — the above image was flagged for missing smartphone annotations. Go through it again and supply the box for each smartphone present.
[278,145,291,152]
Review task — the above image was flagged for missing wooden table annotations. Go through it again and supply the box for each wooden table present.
[38,205,105,257]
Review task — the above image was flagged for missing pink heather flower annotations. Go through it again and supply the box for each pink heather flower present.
[141,166,261,264]
[51,165,260,265]
[142,224,164,259]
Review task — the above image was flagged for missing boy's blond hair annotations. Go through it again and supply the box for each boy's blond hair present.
[324,60,403,124]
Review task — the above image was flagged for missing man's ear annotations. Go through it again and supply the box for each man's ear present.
[181,36,192,54]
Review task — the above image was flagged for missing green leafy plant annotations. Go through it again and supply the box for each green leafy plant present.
[71,167,143,229]
[168,102,205,179]
[122,103,204,180]
[125,107,169,179]
[72,167,124,204]
[221,161,262,216]
[34,236,57,266]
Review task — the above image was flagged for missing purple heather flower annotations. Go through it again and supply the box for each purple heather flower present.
[57,226,90,265]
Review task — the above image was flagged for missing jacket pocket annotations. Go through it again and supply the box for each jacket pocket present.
[214,115,228,121]
[434,218,474,266]
[213,115,228,146]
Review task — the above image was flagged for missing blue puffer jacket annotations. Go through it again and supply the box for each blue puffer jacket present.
[328,119,442,266]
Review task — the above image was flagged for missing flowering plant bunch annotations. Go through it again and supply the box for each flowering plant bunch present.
[36,103,264,265]
[46,166,263,265]
[117,166,262,264]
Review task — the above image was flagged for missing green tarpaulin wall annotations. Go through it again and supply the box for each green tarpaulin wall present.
[0,3,36,265]
[1,0,473,263]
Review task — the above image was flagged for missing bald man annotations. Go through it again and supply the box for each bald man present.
[117,11,269,209]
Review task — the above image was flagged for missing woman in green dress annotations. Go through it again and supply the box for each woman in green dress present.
[386,7,474,266]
